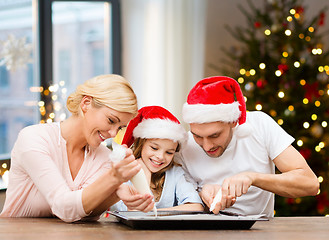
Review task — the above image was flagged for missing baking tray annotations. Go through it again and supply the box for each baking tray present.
[109,210,268,230]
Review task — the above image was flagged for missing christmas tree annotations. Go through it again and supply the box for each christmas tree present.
[218,0,329,216]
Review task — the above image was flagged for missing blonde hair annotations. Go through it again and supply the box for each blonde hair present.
[67,74,138,116]
[132,138,180,201]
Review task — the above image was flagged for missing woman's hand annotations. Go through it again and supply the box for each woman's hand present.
[116,184,155,212]
[109,147,141,184]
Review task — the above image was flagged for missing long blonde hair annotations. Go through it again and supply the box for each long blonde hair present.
[66,74,138,116]
[132,138,180,200]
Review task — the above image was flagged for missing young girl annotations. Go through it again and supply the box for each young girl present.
[113,106,204,211]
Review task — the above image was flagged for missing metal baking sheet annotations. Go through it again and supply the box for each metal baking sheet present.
[109,210,268,230]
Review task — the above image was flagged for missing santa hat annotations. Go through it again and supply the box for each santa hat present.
[182,76,252,137]
[122,106,187,148]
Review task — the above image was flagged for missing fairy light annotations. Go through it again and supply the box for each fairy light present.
[318,176,324,183]
[275,70,282,76]
[315,146,321,152]
[300,79,306,85]
[265,29,271,35]
[282,51,289,57]
[294,13,300,19]
[303,98,309,104]
[259,63,266,69]
[287,16,293,22]
[288,105,294,111]
[240,68,246,75]
[319,142,325,148]
[318,66,324,72]
[278,91,285,98]
[305,36,311,41]
[297,140,303,146]
[238,77,244,83]
[322,121,328,127]
[255,104,262,110]
[285,29,292,36]
[250,69,256,75]
[311,114,317,121]
[315,101,321,107]
[294,61,300,68]
[245,71,251,77]
[2,163,7,169]
[299,33,304,39]
[278,119,284,125]
[290,9,296,15]
[244,96,247,103]
[303,122,310,129]
[38,101,45,107]
[52,95,58,101]
[46,118,53,123]
[308,27,314,32]
[270,109,277,117]
[49,113,55,119]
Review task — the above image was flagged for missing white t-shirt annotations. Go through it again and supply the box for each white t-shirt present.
[177,111,294,217]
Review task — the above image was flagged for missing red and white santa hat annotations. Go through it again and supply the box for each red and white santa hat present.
[182,76,251,137]
[122,106,187,148]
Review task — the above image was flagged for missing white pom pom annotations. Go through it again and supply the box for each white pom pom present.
[234,123,253,138]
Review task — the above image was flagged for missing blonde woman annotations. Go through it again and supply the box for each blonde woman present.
[1,74,153,222]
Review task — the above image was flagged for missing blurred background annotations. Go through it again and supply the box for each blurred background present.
[0,0,328,216]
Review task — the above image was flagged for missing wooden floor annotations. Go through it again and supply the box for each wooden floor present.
[0,216,328,240]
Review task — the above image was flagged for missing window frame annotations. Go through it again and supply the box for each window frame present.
[0,0,121,162]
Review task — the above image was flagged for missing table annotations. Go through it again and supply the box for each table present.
[0,216,328,240]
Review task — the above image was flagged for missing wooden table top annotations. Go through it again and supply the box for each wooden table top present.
[0,216,328,240]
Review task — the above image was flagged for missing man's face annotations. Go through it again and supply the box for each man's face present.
[190,121,236,158]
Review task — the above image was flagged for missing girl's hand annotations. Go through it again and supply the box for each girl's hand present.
[116,184,155,212]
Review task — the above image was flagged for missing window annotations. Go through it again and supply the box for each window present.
[0,0,121,190]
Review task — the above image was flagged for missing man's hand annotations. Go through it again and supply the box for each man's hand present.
[116,184,155,212]
[221,172,254,198]
[199,184,236,214]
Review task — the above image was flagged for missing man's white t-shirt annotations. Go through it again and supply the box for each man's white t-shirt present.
[177,111,294,217]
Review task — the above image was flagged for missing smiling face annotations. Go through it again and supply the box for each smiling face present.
[140,138,178,173]
[190,121,236,158]
[81,96,133,148]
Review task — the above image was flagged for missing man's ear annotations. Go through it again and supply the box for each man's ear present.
[80,96,93,113]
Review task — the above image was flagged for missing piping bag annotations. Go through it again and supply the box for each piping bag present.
[209,188,222,212]
[110,142,158,217]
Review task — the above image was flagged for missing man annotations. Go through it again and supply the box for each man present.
[177,76,319,217]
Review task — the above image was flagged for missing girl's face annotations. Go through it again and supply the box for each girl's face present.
[141,139,178,173]
[82,97,133,148]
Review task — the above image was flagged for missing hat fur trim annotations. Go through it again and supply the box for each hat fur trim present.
[133,118,187,146]
[182,101,241,124]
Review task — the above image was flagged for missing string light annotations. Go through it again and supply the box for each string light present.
[287,16,293,22]
[318,176,324,183]
[297,140,303,146]
[282,51,289,57]
[303,122,310,129]
[308,27,314,32]
[318,66,324,72]
[319,142,325,148]
[300,79,306,85]
[299,33,304,39]
[264,29,271,35]
[256,104,262,110]
[238,77,244,83]
[315,101,321,107]
[294,61,300,68]
[250,69,256,75]
[275,70,282,76]
[303,98,309,104]
[285,29,292,36]
[322,121,327,127]
[311,114,317,121]
[290,9,296,14]
[259,63,266,69]
[278,91,285,98]
[240,68,246,75]
[278,119,284,125]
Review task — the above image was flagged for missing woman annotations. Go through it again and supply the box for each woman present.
[0,74,154,222]
[113,106,204,212]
